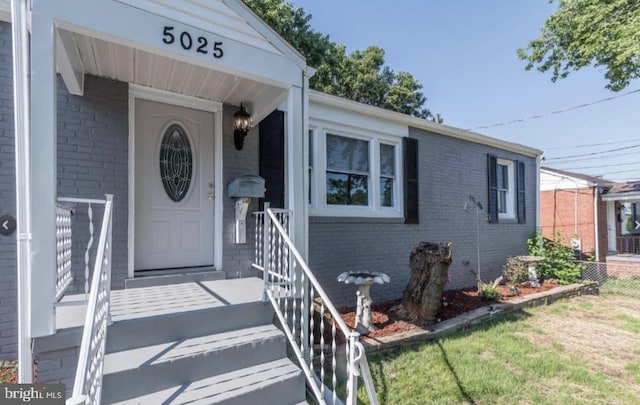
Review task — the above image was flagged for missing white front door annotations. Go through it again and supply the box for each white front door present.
[134,99,215,270]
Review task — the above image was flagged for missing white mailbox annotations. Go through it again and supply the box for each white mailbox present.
[228,175,265,199]
[228,175,265,244]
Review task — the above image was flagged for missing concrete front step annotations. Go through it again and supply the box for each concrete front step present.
[102,324,288,404]
[106,301,274,352]
[109,358,306,405]
[100,277,306,404]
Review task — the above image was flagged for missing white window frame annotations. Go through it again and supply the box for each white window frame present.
[497,158,515,220]
[308,127,316,207]
[309,122,403,218]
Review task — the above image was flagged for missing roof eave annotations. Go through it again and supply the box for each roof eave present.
[309,90,543,158]
[602,192,640,202]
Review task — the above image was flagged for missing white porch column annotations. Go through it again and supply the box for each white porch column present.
[30,5,57,336]
[286,83,306,258]
[607,201,617,253]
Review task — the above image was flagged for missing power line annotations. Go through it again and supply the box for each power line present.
[468,88,640,131]
[543,138,640,150]
[558,161,640,171]
[596,168,640,176]
[546,151,640,164]
[545,144,640,161]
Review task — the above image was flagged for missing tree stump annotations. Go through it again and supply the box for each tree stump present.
[395,242,453,325]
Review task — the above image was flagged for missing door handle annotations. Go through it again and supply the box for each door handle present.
[207,193,215,200]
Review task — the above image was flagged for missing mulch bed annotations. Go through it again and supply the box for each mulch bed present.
[340,282,558,338]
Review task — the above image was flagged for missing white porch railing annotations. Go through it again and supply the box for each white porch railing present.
[617,235,640,255]
[253,203,378,405]
[65,195,113,405]
[57,197,110,297]
[55,204,73,301]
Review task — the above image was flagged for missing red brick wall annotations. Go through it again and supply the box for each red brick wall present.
[606,259,640,278]
[540,187,607,258]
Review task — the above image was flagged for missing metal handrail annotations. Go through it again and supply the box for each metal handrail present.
[258,204,378,405]
[67,195,113,405]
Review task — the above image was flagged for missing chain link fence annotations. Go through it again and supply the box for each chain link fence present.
[576,260,640,298]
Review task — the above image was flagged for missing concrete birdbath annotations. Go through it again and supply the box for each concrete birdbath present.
[515,255,545,287]
[337,271,390,335]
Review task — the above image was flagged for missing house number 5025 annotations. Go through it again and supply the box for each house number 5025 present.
[162,26,224,59]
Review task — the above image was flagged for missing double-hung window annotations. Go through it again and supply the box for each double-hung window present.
[326,134,370,206]
[309,126,403,217]
[496,159,514,218]
[488,154,525,223]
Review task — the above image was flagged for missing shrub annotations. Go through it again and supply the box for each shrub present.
[502,256,528,285]
[0,360,17,384]
[527,232,583,284]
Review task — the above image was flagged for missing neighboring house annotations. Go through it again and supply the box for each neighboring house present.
[0,0,542,401]
[540,167,640,278]
[601,181,640,278]
[540,167,614,261]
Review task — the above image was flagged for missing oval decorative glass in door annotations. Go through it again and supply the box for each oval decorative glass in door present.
[159,123,193,202]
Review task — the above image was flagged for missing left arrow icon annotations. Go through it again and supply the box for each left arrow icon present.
[0,215,16,236]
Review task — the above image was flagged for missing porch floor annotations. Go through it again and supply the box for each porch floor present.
[56,277,264,330]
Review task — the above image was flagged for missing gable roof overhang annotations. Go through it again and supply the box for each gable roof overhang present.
[540,167,615,192]
[28,0,308,123]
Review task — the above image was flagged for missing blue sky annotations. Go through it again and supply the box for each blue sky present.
[289,0,640,182]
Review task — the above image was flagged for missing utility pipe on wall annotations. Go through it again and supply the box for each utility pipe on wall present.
[594,187,600,261]
[11,0,33,383]
[536,155,542,233]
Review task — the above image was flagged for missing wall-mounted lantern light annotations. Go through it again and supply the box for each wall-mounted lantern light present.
[233,103,252,150]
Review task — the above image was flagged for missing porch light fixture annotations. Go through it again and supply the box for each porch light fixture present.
[233,103,252,150]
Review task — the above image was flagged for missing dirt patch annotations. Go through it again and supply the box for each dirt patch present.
[517,295,640,388]
[340,282,559,339]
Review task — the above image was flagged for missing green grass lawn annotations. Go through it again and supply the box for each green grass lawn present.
[358,295,640,405]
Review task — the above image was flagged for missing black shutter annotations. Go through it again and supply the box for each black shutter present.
[517,160,526,224]
[403,137,419,224]
[259,110,285,209]
[487,154,498,223]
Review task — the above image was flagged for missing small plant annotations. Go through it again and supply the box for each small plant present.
[502,256,528,285]
[479,277,503,300]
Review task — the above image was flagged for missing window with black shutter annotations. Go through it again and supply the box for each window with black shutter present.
[487,154,499,223]
[487,155,526,224]
[517,161,526,223]
[404,137,419,224]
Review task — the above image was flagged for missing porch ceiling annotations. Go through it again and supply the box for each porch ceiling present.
[59,29,288,120]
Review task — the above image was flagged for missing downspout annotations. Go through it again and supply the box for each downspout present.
[536,154,542,233]
[11,0,33,383]
[594,187,599,261]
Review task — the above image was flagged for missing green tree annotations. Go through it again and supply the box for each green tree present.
[518,0,640,91]
[243,0,431,118]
